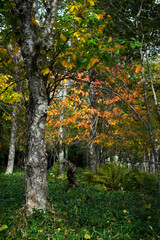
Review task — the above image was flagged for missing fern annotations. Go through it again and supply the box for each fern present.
[81,162,158,192]
[81,162,129,191]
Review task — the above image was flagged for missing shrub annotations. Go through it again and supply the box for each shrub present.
[124,168,158,192]
[81,162,129,191]
[81,162,158,192]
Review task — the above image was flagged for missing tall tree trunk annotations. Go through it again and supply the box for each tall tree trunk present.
[58,81,67,177]
[59,125,65,177]
[5,103,18,174]
[140,47,158,164]
[140,47,160,193]
[25,75,50,214]
[14,0,60,214]
[135,4,159,193]
[146,51,160,125]
[88,72,98,172]
[158,150,160,196]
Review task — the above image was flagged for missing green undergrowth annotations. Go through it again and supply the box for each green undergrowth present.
[0,167,160,239]
[81,162,158,193]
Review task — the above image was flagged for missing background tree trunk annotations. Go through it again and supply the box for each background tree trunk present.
[58,81,67,177]
[88,73,98,172]
[5,103,18,174]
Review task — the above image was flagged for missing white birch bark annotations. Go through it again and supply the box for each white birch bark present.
[14,0,59,214]
[135,1,160,194]
[58,81,67,177]
[146,47,160,124]
[140,47,158,163]
[5,103,18,175]
[88,73,98,172]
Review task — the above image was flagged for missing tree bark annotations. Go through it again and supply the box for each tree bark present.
[58,81,67,177]
[146,51,160,125]
[60,158,79,188]
[158,150,160,196]
[24,74,50,214]
[140,47,158,164]
[5,103,18,174]
[135,3,159,194]
[88,72,98,172]
[88,141,97,172]
[13,0,59,214]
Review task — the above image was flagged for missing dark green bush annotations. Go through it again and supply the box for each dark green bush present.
[124,168,158,192]
[81,162,158,193]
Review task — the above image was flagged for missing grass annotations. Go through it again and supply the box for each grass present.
[0,167,160,239]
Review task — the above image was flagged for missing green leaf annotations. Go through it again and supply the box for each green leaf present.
[115,49,119,54]
[0,225,8,232]
[84,233,91,239]
[129,42,134,48]
[134,41,142,47]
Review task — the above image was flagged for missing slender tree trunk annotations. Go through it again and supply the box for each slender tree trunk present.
[150,150,155,173]
[58,81,67,177]
[88,141,97,172]
[158,150,160,196]
[65,144,68,160]
[59,130,65,177]
[140,47,160,193]
[88,73,98,172]
[5,103,18,174]
[140,48,158,163]
[146,51,160,124]
[135,5,159,193]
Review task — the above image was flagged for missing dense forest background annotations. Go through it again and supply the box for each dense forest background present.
[0,0,159,179]
[0,0,160,239]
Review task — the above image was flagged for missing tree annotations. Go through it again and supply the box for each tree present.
[1,0,112,214]
[5,102,18,174]
[0,71,22,169]
[58,80,67,177]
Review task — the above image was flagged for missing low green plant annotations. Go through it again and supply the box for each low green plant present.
[124,168,158,192]
[81,162,129,191]
[81,162,158,193]
[0,167,159,240]
[49,162,67,179]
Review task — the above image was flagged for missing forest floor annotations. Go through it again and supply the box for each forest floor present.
[0,167,160,240]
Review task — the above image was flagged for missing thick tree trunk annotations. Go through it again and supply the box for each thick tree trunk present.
[25,77,50,214]
[13,0,59,214]
[14,0,54,214]
[5,103,18,175]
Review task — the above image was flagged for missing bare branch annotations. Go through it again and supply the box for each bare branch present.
[136,0,144,18]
